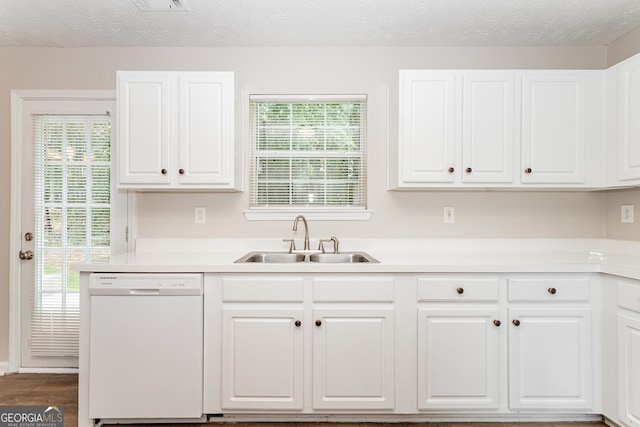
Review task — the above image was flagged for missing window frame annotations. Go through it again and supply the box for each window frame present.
[244,94,372,221]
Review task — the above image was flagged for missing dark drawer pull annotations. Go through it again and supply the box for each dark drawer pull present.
[548,287,557,295]
[456,287,464,294]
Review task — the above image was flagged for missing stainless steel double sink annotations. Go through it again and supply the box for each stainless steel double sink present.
[235,251,379,264]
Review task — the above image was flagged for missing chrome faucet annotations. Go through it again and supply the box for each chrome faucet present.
[292,215,310,250]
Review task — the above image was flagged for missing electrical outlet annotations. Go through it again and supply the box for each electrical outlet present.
[621,205,634,224]
[195,207,206,224]
[444,207,455,224]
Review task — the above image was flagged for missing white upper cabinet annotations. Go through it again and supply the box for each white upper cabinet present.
[617,54,640,181]
[117,71,238,190]
[117,72,172,186]
[521,73,586,184]
[462,73,515,183]
[396,69,605,189]
[399,70,456,184]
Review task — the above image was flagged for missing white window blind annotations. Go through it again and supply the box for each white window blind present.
[249,95,367,211]
[31,115,112,357]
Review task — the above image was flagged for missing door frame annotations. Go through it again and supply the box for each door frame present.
[9,90,136,373]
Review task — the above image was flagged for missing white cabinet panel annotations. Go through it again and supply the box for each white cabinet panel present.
[221,308,304,410]
[312,308,395,410]
[508,307,592,410]
[462,74,515,183]
[399,70,456,183]
[618,313,640,427]
[617,55,640,181]
[521,74,586,184]
[117,73,171,185]
[417,308,501,410]
[178,73,234,185]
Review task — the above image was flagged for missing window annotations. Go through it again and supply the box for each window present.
[246,95,370,220]
[32,115,112,358]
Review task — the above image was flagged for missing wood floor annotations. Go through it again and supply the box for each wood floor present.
[0,373,608,427]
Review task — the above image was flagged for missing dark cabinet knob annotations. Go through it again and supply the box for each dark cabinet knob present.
[465,167,472,173]
[295,320,301,327]
[524,168,532,174]
[161,168,167,175]
[179,168,185,175]
[493,320,501,327]
[548,287,557,295]
[456,287,464,294]
[315,320,322,327]
[512,319,521,327]
[448,167,455,173]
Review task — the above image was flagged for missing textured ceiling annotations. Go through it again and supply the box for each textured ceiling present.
[1,0,640,47]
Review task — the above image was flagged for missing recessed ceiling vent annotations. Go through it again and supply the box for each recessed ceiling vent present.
[132,0,189,12]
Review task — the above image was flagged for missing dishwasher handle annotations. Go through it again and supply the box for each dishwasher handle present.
[129,289,161,295]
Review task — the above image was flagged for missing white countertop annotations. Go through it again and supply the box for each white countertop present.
[72,238,640,280]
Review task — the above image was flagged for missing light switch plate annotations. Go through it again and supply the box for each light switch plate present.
[444,207,455,224]
[195,207,206,224]
[621,204,634,224]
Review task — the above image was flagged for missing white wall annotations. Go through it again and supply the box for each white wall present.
[0,44,618,364]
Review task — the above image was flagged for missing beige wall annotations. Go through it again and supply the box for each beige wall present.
[0,44,623,364]
[608,26,640,67]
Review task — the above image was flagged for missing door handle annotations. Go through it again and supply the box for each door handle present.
[19,250,34,260]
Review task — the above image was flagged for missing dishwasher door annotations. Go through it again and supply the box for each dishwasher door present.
[88,274,203,420]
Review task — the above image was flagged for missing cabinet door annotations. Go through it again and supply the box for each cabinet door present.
[312,308,395,410]
[178,72,234,186]
[617,56,640,181]
[417,307,501,410]
[462,73,515,183]
[117,72,171,185]
[521,74,586,184]
[221,308,304,410]
[618,313,640,427]
[399,70,456,183]
[508,307,592,410]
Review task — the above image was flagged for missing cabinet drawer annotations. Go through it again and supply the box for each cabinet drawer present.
[312,277,395,302]
[619,281,640,313]
[417,278,499,301]
[222,276,304,302]
[508,278,590,302]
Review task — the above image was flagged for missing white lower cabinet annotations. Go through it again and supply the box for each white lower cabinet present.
[508,307,592,410]
[415,274,594,414]
[507,276,593,411]
[417,307,502,410]
[221,308,304,410]
[618,280,640,427]
[205,272,596,417]
[312,308,395,410]
[207,274,396,413]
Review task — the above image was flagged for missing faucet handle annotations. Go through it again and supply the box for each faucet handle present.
[282,238,296,253]
[318,237,339,254]
[318,239,331,253]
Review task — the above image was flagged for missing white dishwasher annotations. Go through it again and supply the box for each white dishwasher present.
[88,273,203,420]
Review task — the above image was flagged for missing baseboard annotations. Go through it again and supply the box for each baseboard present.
[212,413,605,423]
[604,416,625,427]
[18,367,78,374]
[0,361,9,376]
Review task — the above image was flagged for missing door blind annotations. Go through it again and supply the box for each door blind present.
[31,115,112,357]
[249,95,367,209]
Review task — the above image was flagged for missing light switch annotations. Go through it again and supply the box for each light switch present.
[621,205,634,224]
[195,207,206,224]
